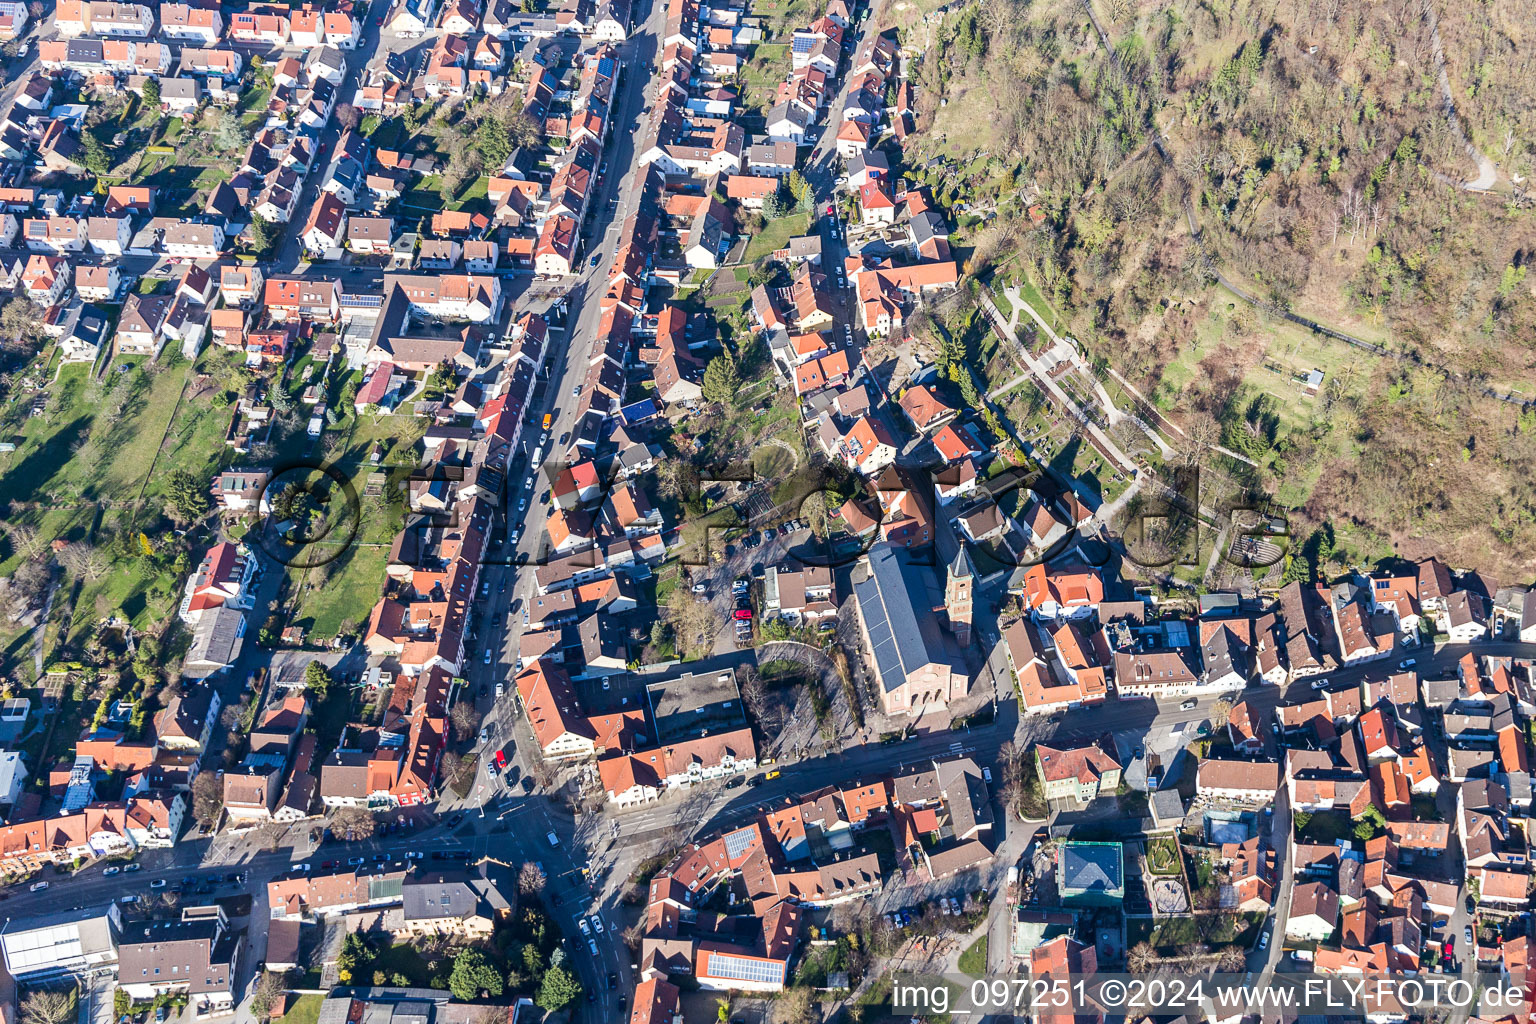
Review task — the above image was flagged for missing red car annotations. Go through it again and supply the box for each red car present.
[734,608,753,621]
[494,748,508,768]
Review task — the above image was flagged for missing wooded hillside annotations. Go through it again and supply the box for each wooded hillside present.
[897,0,1536,576]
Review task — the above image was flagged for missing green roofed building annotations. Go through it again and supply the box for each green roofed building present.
[1057,841,1124,906]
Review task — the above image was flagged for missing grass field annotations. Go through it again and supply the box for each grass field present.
[917,79,1003,161]
[740,42,792,114]
[284,995,324,1024]
[0,354,227,527]
[1146,836,1181,875]
[958,936,989,977]
[744,211,811,263]
[1128,911,1263,952]
[280,407,421,639]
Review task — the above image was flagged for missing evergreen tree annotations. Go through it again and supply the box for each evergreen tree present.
[165,469,212,525]
[535,966,581,1011]
[449,949,504,1001]
[304,661,331,700]
[701,355,741,406]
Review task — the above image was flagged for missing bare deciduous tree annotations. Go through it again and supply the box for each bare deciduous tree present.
[192,771,223,829]
[57,542,108,582]
[518,862,547,895]
[1127,941,1156,972]
[449,702,480,743]
[20,990,76,1024]
[333,807,376,840]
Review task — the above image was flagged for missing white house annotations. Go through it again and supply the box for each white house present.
[85,215,131,256]
[1284,881,1339,942]
[161,222,225,260]
[0,752,27,806]
[1195,758,1280,806]
[1439,591,1489,643]
[159,3,222,43]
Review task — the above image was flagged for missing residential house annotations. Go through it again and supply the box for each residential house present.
[1035,739,1122,805]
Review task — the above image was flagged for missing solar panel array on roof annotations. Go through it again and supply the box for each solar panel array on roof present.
[722,826,756,860]
[620,398,658,423]
[853,544,949,692]
[702,951,786,986]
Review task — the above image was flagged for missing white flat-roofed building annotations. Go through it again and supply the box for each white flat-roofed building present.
[694,948,788,992]
[0,904,122,980]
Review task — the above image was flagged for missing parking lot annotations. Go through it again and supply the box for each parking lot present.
[696,520,817,655]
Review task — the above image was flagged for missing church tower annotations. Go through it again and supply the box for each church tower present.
[945,545,974,647]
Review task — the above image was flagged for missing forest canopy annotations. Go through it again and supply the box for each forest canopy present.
[898,0,1536,575]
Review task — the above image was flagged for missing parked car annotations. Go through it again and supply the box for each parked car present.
[578,918,591,936]
[103,866,120,876]
[1258,931,1269,950]
[591,916,605,934]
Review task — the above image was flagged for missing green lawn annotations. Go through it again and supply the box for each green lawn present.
[289,543,389,639]
[448,174,490,211]
[1131,915,1255,953]
[1146,836,1181,875]
[1295,809,1352,844]
[0,356,214,515]
[958,936,988,977]
[371,944,435,987]
[1015,276,1064,334]
[740,42,793,114]
[284,995,324,1024]
[278,408,422,640]
[744,211,811,263]
[239,83,273,129]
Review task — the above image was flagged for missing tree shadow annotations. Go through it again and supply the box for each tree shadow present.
[0,416,92,506]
